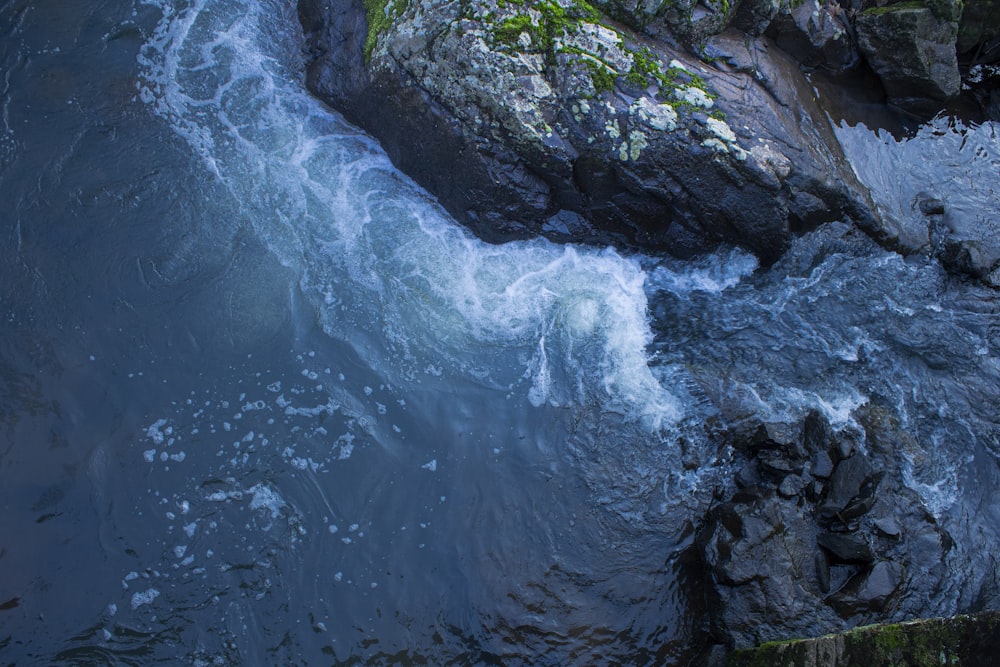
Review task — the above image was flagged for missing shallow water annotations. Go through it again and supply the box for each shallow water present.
[1,0,999,664]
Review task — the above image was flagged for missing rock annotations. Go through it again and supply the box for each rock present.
[767,0,858,73]
[938,238,1000,280]
[299,0,879,263]
[811,450,835,479]
[726,610,1000,667]
[817,531,875,563]
[829,561,903,616]
[731,0,782,36]
[815,550,832,593]
[916,192,945,216]
[820,453,874,520]
[957,0,1000,54]
[802,410,834,456]
[855,3,961,117]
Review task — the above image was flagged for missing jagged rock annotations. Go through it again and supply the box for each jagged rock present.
[817,531,875,563]
[821,453,874,519]
[767,0,858,73]
[299,0,878,263]
[811,450,835,479]
[829,561,903,616]
[855,2,961,117]
[731,0,782,36]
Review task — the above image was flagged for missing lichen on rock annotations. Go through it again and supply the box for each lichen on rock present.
[300,0,877,261]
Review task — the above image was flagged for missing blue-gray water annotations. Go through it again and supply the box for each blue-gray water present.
[1,0,999,664]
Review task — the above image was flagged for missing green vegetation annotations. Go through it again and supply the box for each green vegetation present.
[726,612,1000,667]
[363,0,409,62]
[483,0,719,110]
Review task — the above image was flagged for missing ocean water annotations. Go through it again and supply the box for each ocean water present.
[1,0,999,663]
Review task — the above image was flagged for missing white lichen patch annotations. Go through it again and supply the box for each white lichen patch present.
[605,120,621,139]
[632,97,677,132]
[705,116,736,143]
[677,86,714,109]
[669,59,691,73]
[557,22,633,72]
[702,117,747,159]
[628,130,648,160]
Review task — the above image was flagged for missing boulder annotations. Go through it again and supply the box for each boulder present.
[855,2,961,117]
[298,0,878,262]
[767,0,858,73]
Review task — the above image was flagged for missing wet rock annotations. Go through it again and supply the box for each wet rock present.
[817,531,874,563]
[916,192,946,216]
[811,450,834,479]
[779,473,809,498]
[874,515,901,538]
[815,550,831,593]
[829,561,903,616]
[855,2,961,117]
[802,410,833,456]
[820,453,874,520]
[300,0,879,263]
[938,238,1000,281]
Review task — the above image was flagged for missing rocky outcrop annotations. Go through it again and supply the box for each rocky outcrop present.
[697,409,956,648]
[298,0,877,262]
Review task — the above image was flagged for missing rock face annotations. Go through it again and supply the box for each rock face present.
[298,0,876,262]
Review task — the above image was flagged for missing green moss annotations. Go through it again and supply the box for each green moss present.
[860,0,927,17]
[363,0,409,62]
[585,60,616,92]
[727,612,1000,667]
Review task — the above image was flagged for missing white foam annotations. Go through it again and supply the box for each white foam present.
[137,0,683,430]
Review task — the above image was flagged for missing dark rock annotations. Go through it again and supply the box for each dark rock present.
[874,515,901,537]
[958,0,1000,54]
[916,192,946,216]
[778,473,809,498]
[811,450,835,479]
[829,561,903,616]
[815,549,831,593]
[758,448,801,478]
[821,453,874,519]
[731,0,782,36]
[299,0,880,263]
[802,410,833,456]
[817,531,875,563]
[938,238,1000,280]
[767,0,858,73]
[855,3,961,117]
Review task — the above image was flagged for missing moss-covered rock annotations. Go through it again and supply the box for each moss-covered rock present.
[299,0,877,261]
[726,611,1000,667]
